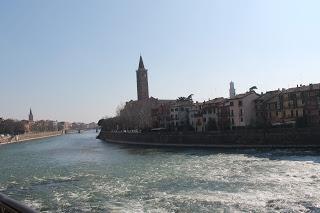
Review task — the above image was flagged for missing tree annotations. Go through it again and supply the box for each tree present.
[177,94,194,102]
[249,86,258,92]
[0,119,27,135]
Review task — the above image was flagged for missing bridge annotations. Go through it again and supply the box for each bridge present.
[64,128,100,134]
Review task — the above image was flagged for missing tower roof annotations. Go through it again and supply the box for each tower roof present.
[29,108,33,116]
[138,55,145,69]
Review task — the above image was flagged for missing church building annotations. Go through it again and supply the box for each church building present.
[119,56,175,130]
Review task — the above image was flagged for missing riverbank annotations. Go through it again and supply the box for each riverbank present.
[0,131,63,145]
[98,128,320,148]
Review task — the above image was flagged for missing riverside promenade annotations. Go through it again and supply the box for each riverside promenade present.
[0,131,63,145]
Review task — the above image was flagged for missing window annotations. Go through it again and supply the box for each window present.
[238,101,242,106]
[289,100,294,108]
[230,102,234,106]
[231,110,234,116]
[175,108,178,111]
[171,109,174,112]
[240,109,243,116]
[291,110,294,117]
[240,117,243,122]
[276,111,279,117]
[296,110,298,117]
[231,118,234,125]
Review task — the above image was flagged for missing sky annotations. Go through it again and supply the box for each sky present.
[1,0,320,123]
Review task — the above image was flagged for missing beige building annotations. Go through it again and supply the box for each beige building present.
[229,91,260,128]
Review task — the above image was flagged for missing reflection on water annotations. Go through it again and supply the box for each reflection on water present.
[1,131,320,212]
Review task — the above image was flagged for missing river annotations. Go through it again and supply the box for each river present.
[0,131,320,212]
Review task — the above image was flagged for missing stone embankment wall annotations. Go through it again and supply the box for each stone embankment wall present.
[0,131,63,145]
[98,128,320,148]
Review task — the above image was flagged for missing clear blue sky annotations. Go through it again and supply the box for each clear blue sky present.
[1,0,320,123]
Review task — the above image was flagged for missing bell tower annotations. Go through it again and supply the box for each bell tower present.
[136,55,149,101]
[29,108,34,122]
[229,81,236,98]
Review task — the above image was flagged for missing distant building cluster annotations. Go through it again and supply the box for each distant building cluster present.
[0,109,97,136]
[100,56,320,132]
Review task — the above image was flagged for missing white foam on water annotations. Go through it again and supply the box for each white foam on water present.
[4,142,320,212]
[145,153,320,212]
[23,198,43,210]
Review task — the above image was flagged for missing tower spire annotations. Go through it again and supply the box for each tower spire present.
[29,108,34,122]
[139,55,145,69]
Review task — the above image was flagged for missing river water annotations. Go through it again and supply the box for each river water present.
[1,131,320,212]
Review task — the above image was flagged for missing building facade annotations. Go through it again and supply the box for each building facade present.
[229,91,260,128]
[255,90,282,126]
[169,100,193,130]
[151,101,175,129]
[189,102,204,132]
[256,84,320,127]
